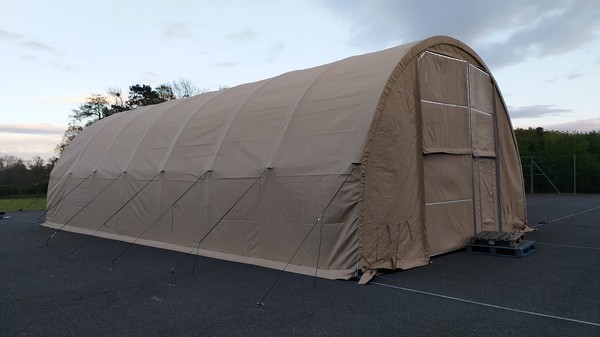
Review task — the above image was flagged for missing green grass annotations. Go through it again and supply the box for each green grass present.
[0,195,46,212]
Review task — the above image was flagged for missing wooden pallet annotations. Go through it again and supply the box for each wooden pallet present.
[466,240,536,258]
[470,231,523,248]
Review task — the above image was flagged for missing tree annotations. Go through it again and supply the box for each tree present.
[106,87,129,114]
[155,84,176,102]
[0,154,54,196]
[169,79,203,98]
[127,84,167,108]
[0,155,25,196]
[107,87,124,106]
[70,94,110,126]
[515,128,600,193]
[55,79,205,156]
[55,124,84,155]
[57,88,134,155]
[28,156,46,182]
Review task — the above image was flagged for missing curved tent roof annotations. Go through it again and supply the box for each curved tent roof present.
[46,36,526,279]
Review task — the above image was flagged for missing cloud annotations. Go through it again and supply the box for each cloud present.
[0,124,65,135]
[211,61,239,68]
[544,118,600,132]
[0,28,22,40]
[47,60,73,71]
[508,105,572,119]
[0,133,61,160]
[545,71,585,83]
[266,42,285,55]
[566,73,584,80]
[263,42,285,63]
[227,28,259,43]
[321,0,600,68]
[140,72,161,84]
[322,0,541,47]
[0,125,64,159]
[160,22,194,38]
[0,28,58,55]
[19,49,71,72]
[21,54,38,61]
[479,0,600,68]
[19,41,57,53]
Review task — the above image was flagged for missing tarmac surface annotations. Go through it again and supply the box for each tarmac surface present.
[1,194,599,336]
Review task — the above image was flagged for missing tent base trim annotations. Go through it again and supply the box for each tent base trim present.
[42,221,357,280]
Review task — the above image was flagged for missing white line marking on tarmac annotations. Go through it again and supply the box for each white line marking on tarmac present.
[537,242,600,251]
[372,281,600,327]
[533,206,600,227]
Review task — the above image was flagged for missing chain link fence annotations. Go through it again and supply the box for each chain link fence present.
[521,155,600,194]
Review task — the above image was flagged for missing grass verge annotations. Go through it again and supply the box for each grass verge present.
[0,195,46,212]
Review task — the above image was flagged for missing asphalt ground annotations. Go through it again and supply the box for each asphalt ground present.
[1,194,599,336]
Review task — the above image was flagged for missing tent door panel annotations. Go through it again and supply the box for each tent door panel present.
[418,51,500,255]
[423,154,474,254]
[473,158,498,232]
[469,64,500,232]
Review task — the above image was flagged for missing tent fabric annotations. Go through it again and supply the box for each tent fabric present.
[45,36,527,279]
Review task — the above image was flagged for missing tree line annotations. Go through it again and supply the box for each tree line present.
[514,127,600,193]
[0,155,54,196]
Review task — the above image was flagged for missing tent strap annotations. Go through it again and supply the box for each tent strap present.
[257,164,357,307]
[112,170,211,267]
[42,172,123,248]
[69,171,161,254]
[171,168,270,276]
[41,171,92,221]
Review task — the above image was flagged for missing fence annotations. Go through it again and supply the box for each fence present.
[520,155,600,194]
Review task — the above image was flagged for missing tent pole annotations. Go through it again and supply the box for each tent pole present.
[467,64,478,235]
[492,79,502,232]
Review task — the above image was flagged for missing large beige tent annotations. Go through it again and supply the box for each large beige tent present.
[45,36,526,279]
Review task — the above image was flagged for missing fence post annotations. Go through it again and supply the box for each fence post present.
[530,157,534,193]
[573,154,576,195]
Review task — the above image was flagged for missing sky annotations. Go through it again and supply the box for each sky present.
[1,0,599,160]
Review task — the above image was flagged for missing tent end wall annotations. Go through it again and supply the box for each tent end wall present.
[358,36,526,273]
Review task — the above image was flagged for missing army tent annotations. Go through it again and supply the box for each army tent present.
[45,36,527,279]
